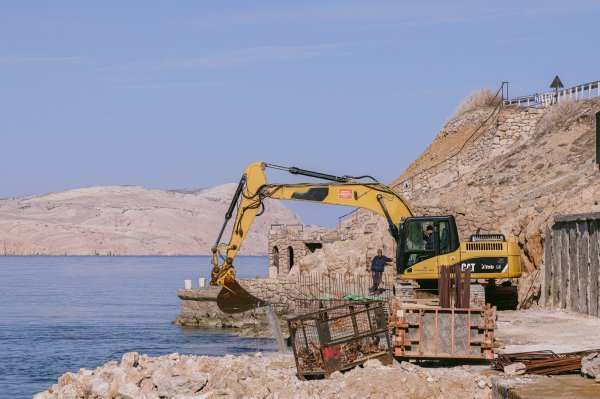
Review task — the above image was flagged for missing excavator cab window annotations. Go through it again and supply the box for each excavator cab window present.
[397,216,459,274]
[439,221,450,254]
[402,220,436,268]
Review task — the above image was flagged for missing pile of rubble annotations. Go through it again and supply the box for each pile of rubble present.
[35,352,494,399]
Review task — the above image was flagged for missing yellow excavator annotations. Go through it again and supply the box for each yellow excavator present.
[210,162,522,313]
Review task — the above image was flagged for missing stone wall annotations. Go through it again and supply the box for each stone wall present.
[268,226,311,278]
[396,107,545,206]
[173,277,300,337]
[268,224,358,276]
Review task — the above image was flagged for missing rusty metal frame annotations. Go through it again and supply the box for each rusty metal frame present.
[393,304,497,360]
[439,264,471,308]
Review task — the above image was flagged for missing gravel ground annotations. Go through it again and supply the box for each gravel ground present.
[496,308,600,354]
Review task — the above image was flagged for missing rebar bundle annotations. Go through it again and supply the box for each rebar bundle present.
[493,349,600,375]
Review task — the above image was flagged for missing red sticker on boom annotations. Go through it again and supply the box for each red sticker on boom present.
[338,189,353,199]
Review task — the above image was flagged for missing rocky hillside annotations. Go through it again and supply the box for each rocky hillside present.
[0,184,300,256]
[298,97,600,306]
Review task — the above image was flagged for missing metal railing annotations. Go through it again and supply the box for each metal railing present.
[504,80,600,107]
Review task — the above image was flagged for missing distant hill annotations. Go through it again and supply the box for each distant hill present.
[0,184,301,255]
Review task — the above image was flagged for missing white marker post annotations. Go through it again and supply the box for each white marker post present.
[198,278,206,288]
[184,279,192,289]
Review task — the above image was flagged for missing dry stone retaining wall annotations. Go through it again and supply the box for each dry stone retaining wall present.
[397,107,545,201]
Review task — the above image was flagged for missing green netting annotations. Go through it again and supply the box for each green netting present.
[342,294,384,301]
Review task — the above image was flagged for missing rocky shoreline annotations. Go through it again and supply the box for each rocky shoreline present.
[35,309,600,398]
[34,352,495,399]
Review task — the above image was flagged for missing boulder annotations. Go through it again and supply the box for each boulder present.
[121,352,140,369]
[155,373,209,398]
[212,374,247,399]
[503,362,527,375]
[329,370,343,380]
[140,378,159,399]
[581,352,600,380]
[362,359,383,369]
[399,361,416,372]
[55,385,81,399]
[117,383,142,399]
[90,380,111,398]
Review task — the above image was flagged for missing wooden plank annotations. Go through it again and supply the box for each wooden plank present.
[590,220,600,317]
[552,224,564,309]
[554,212,600,223]
[578,221,589,315]
[541,226,553,307]
[561,225,570,309]
[568,223,579,313]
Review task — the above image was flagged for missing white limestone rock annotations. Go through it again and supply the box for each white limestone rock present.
[581,352,600,380]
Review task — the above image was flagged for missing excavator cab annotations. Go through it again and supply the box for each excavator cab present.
[396,216,460,274]
[398,215,522,284]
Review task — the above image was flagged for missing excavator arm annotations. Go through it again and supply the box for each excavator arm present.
[210,161,413,313]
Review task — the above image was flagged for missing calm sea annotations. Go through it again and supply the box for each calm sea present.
[0,256,273,399]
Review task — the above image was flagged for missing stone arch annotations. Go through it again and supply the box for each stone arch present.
[272,246,280,274]
[287,246,294,272]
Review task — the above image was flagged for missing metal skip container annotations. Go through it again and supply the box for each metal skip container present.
[392,303,498,360]
[287,301,393,379]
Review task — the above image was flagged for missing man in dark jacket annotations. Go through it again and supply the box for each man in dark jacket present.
[370,249,393,293]
[424,225,434,251]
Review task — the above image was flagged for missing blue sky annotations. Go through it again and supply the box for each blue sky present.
[1,1,599,226]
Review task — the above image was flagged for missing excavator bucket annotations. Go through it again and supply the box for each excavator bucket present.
[216,277,267,314]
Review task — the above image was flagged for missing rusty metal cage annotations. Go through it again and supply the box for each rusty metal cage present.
[288,301,393,378]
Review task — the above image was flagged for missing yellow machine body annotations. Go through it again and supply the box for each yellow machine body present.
[210,161,522,312]
[400,241,522,281]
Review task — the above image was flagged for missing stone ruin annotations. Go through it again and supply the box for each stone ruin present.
[268,223,352,278]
